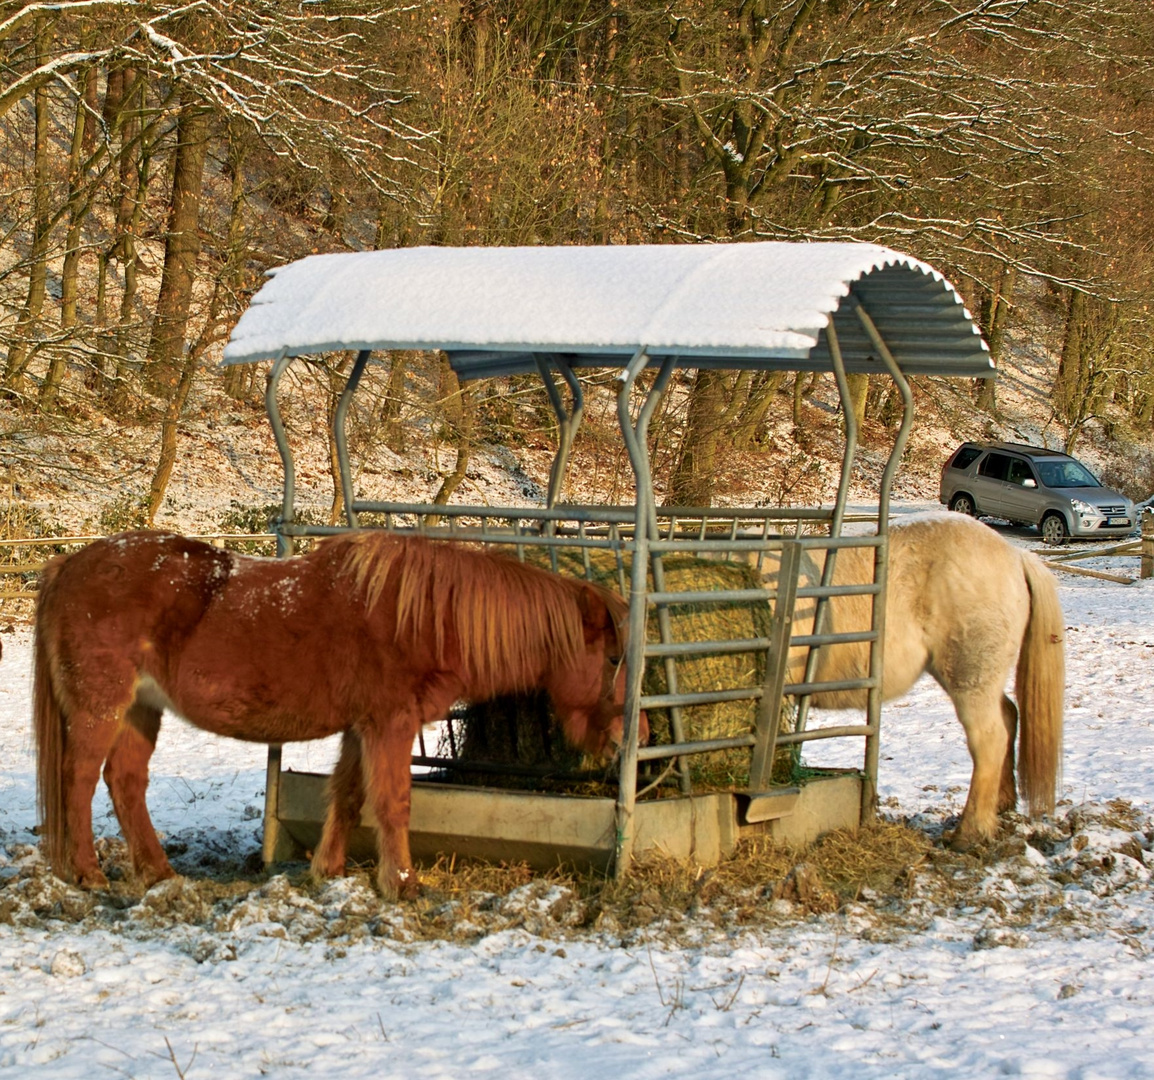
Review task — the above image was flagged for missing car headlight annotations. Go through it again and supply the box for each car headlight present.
[1070,499,1100,517]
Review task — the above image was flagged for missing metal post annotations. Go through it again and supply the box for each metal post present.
[261,745,289,866]
[748,540,802,791]
[852,304,915,824]
[262,349,293,868]
[334,349,372,528]
[613,347,678,879]
[264,349,294,558]
[794,317,857,737]
[534,354,584,514]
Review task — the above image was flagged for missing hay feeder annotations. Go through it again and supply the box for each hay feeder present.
[221,242,992,878]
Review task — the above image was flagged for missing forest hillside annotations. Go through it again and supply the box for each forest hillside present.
[0,1,1152,538]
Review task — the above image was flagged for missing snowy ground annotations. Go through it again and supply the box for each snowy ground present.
[0,520,1152,1079]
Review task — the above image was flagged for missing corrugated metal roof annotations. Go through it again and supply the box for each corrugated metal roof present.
[222,242,992,378]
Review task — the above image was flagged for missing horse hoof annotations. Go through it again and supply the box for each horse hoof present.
[75,868,110,890]
[138,864,176,889]
[380,867,421,902]
[947,829,990,854]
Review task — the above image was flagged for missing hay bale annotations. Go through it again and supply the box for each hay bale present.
[445,546,798,792]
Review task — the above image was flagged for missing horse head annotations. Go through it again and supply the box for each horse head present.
[546,582,649,760]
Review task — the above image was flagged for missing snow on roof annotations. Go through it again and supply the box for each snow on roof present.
[222,242,993,378]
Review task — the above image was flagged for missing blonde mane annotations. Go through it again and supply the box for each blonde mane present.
[335,532,601,693]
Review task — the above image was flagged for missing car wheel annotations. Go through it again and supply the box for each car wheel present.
[1041,512,1069,545]
[949,493,976,517]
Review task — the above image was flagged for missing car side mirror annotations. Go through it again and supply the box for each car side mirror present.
[1022,478,1036,488]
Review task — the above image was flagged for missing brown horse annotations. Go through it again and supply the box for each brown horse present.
[758,512,1065,849]
[34,530,641,899]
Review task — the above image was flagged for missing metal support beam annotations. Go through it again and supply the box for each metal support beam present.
[534,354,584,515]
[334,349,372,528]
[264,349,294,558]
[747,540,802,791]
[853,303,915,824]
[794,317,858,737]
[613,347,677,879]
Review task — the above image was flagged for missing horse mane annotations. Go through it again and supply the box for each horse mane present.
[332,532,611,692]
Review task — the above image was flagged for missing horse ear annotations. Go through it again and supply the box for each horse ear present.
[577,583,613,643]
[577,583,627,653]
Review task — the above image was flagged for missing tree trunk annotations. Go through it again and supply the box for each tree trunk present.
[105,66,149,405]
[221,124,253,402]
[41,78,93,410]
[670,367,728,507]
[1054,288,1087,424]
[4,18,52,395]
[380,352,408,453]
[146,281,226,524]
[844,373,868,433]
[146,353,198,525]
[973,263,1016,412]
[427,363,476,520]
[144,93,211,394]
[733,370,785,448]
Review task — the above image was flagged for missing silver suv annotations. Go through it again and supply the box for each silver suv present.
[939,441,1136,544]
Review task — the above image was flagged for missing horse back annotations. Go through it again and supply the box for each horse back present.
[37,531,233,681]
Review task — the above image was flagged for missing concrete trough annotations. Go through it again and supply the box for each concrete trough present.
[266,768,863,872]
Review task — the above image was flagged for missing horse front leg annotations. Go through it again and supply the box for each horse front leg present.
[950,690,1013,851]
[103,702,173,887]
[311,730,365,880]
[358,722,420,901]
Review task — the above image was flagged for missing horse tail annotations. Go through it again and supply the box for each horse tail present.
[33,556,69,875]
[1015,551,1065,818]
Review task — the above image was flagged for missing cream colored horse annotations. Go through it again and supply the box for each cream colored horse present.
[758,512,1065,849]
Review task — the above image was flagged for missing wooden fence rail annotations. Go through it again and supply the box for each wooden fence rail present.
[0,532,279,600]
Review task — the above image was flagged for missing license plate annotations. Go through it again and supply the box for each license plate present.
[1106,517,1129,526]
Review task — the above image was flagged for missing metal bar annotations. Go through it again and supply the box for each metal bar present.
[783,676,876,696]
[791,630,877,648]
[261,743,285,866]
[642,583,879,607]
[645,534,882,555]
[637,735,755,761]
[263,349,294,558]
[776,723,878,746]
[748,541,801,791]
[644,637,775,658]
[333,349,372,529]
[634,720,879,763]
[261,349,293,868]
[612,346,659,879]
[647,587,784,606]
[794,318,856,736]
[796,583,883,599]
[641,687,764,709]
[535,354,584,514]
[854,303,915,825]
[409,757,611,781]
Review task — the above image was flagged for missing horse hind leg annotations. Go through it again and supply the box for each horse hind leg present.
[949,688,1015,852]
[59,709,121,888]
[103,702,173,887]
[311,731,365,880]
[997,694,1019,815]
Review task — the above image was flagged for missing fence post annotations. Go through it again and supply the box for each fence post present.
[1142,508,1154,580]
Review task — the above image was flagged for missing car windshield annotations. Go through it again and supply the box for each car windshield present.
[1035,459,1100,488]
